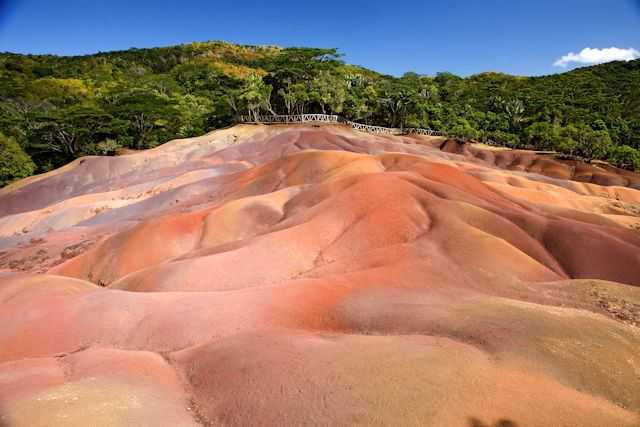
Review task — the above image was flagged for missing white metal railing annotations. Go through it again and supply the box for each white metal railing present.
[347,121,399,135]
[238,114,340,124]
[405,128,443,136]
[237,114,445,137]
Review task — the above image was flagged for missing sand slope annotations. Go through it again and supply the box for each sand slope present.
[1,124,639,426]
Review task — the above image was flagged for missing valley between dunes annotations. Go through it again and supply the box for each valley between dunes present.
[1,124,639,427]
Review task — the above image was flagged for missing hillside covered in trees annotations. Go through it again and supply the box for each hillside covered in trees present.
[1,41,639,185]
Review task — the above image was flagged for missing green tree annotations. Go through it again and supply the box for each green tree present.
[0,133,36,186]
[379,80,417,130]
[561,124,613,159]
[609,145,640,171]
[239,74,274,121]
[28,78,91,105]
[504,99,525,132]
[309,71,347,114]
[108,89,179,148]
[449,118,480,141]
[524,122,558,151]
[277,80,309,115]
[484,130,520,148]
[175,94,214,137]
[30,105,120,162]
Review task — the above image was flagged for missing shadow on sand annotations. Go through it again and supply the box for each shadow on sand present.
[468,417,519,427]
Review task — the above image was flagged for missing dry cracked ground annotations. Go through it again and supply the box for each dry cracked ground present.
[0,124,639,427]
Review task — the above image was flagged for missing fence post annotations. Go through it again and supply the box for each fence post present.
[236,114,448,138]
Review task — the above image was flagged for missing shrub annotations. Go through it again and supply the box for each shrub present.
[449,118,480,140]
[483,130,520,148]
[523,122,557,151]
[95,138,123,155]
[608,145,640,171]
[0,133,36,187]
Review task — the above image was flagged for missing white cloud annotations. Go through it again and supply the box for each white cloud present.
[553,47,640,67]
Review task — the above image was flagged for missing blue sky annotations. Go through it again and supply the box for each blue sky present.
[0,0,638,76]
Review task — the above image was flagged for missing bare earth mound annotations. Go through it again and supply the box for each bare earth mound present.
[1,124,639,427]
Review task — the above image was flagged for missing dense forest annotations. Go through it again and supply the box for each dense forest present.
[1,41,639,185]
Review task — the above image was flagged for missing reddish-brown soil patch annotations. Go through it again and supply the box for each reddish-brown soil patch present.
[0,124,639,426]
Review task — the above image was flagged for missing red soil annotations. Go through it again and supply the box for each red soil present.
[0,124,639,426]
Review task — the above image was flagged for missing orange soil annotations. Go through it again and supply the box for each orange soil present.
[0,124,639,426]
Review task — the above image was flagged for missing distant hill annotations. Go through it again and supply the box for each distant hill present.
[1,40,639,185]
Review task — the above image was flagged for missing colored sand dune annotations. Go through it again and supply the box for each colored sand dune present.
[1,124,639,426]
